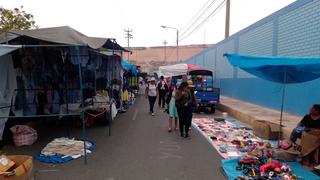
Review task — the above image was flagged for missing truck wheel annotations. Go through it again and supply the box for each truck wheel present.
[211,106,215,114]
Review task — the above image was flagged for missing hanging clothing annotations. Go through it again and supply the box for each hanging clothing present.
[0,54,17,140]
[122,90,129,102]
[23,76,37,116]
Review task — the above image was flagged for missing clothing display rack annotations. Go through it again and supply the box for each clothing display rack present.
[0,43,119,164]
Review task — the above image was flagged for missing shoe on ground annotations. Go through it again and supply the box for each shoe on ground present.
[168,128,172,133]
[152,113,155,116]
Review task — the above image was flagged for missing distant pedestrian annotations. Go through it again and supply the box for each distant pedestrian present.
[145,77,157,116]
[157,76,169,108]
[175,81,193,138]
[166,84,178,132]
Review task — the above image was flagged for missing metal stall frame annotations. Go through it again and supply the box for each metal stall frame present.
[0,44,92,164]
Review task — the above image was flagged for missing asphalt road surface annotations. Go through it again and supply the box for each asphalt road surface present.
[4,96,226,180]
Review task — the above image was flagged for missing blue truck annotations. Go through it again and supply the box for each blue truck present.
[188,69,220,113]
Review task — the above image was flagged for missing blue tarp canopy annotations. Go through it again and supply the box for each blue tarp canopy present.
[224,54,320,84]
[224,53,320,142]
[122,60,137,76]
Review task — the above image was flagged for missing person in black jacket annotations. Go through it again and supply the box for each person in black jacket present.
[157,76,169,108]
[187,80,197,131]
[289,104,320,144]
[175,82,193,138]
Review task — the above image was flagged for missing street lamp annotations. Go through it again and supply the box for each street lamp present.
[161,25,179,62]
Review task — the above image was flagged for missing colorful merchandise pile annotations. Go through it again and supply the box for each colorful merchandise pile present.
[235,157,298,179]
[193,117,319,179]
[193,117,275,159]
[36,137,95,164]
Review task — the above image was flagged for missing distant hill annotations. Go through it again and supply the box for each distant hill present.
[123,44,212,72]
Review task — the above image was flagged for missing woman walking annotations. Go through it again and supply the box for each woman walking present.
[187,80,197,130]
[175,82,193,138]
[145,77,157,116]
[166,85,178,132]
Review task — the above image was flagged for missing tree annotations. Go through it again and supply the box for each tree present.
[0,6,38,32]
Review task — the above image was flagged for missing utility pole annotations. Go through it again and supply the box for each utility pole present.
[225,0,230,38]
[162,39,167,63]
[160,25,179,62]
[176,30,179,62]
[124,28,133,61]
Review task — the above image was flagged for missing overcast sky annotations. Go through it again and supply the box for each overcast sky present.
[1,0,295,47]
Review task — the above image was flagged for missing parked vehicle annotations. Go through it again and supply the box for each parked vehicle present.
[188,69,220,113]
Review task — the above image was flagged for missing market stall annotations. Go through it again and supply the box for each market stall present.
[224,53,320,142]
[211,53,320,179]
[121,60,137,108]
[0,26,127,164]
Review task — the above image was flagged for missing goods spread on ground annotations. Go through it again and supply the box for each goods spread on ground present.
[36,137,95,164]
[192,117,319,179]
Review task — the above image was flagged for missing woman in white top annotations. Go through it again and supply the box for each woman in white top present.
[145,77,157,116]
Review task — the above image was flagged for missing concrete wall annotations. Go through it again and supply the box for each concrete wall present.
[185,0,320,116]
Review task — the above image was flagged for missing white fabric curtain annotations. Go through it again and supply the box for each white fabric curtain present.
[0,54,17,139]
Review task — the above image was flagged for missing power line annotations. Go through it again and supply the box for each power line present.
[180,0,218,38]
[179,0,212,33]
[179,0,226,42]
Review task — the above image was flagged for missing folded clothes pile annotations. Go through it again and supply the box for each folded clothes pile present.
[36,137,95,164]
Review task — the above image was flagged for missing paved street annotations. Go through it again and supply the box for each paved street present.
[5,95,225,180]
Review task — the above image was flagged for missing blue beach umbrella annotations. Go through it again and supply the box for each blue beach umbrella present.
[224,53,320,141]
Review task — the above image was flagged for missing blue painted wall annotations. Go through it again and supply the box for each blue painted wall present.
[184,0,320,116]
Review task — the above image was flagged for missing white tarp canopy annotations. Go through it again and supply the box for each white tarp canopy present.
[0,45,21,57]
[159,63,201,77]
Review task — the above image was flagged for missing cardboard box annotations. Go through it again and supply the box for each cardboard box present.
[301,130,320,165]
[253,120,281,140]
[0,155,15,172]
[0,155,33,180]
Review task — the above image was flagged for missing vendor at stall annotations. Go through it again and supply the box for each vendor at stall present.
[289,104,320,145]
